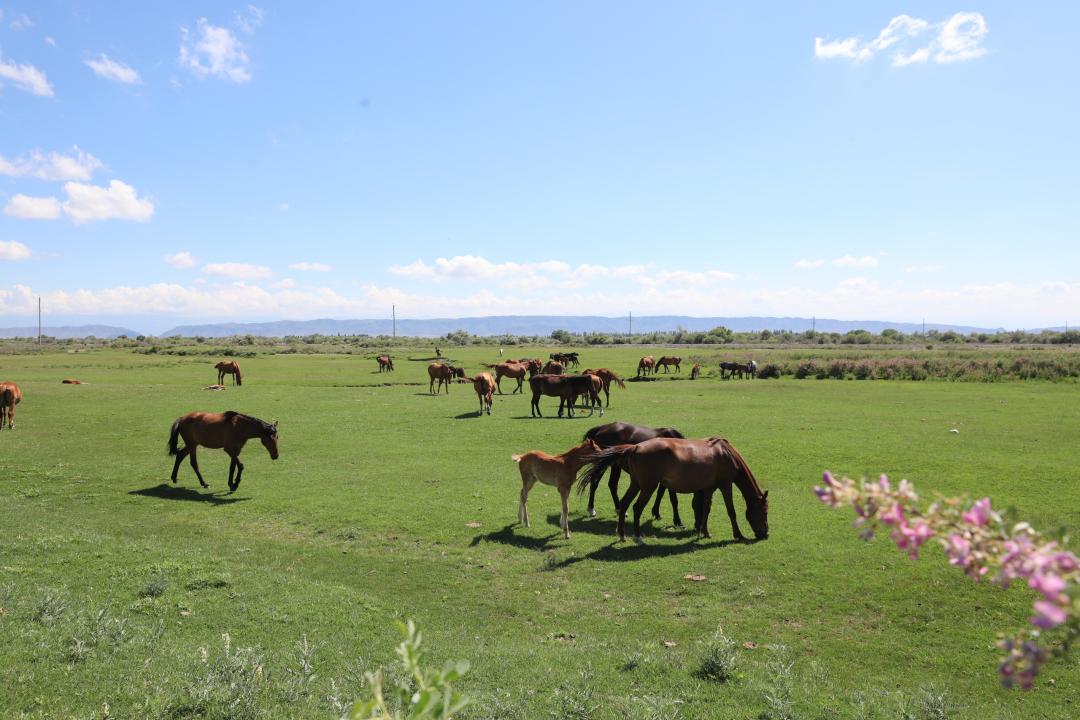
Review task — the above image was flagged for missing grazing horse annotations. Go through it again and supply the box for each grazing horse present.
[376,355,394,372]
[731,363,751,379]
[582,422,686,522]
[428,363,465,394]
[636,356,655,377]
[690,364,701,380]
[462,373,496,415]
[577,437,769,545]
[655,356,682,374]
[541,360,565,375]
[484,361,529,394]
[747,360,758,378]
[514,439,602,539]
[719,361,740,379]
[215,361,243,386]
[581,368,626,408]
[0,381,22,430]
[167,411,279,492]
[550,352,580,368]
[529,374,602,418]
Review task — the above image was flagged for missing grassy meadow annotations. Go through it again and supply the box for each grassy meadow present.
[1,345,1078,718]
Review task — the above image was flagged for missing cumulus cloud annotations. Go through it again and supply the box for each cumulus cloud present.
[62,180,154,223]
[815,12,988,67]
[8,12,32,31]
[164,251,197,269]
[795,259,825,269]
[289,261,332,272]
[0,241,32,261]
[202,262,272,280]
[0,146,102,181]
[179,17,253,83]
[0,53,54,96]
[4,194,62,220]
[832,255,879,268]
[85,54,142,84]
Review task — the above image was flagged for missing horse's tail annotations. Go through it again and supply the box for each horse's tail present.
[235,364,242,386]
[167,418,182,456]
[575,445,635,495]
[511,454,523,463]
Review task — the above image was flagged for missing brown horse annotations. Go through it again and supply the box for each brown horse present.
[541,360,565,375]
[376,355,394,372]
[513,439,601,539]
[581,422,685,521]
[485,361,529,394]
[428,363,465,394]
[167,411,279,491]
[0,381,22,430]
[529,374,602,418]
[636,355,655,377]
[581,368,625,408]
[655,356,682,373]
[462,373,496,415]
[215,361,243,386]
[577,437,769,544]
[690,364,701,380]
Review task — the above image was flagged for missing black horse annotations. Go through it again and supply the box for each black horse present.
[582,421,688,525]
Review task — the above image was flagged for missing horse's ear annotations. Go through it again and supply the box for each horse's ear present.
[272,420,279,430]
[763,490,769,499]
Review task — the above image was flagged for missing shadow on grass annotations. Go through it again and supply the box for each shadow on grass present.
[469,523,560,550]
[552,537,744,568]
[453,411,485,419]
[549,513,697,539]
[129,483,249,506]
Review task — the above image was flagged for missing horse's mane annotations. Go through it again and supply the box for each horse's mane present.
[720,439,764,500]
[224,411,275,434]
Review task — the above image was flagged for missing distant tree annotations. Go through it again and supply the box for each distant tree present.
[550,329,573,344]
[707,326,734,344]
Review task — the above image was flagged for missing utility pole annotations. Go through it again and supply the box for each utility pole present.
[812,315,815,333]
[628,311,632,338]
[37,296,42,344]
[392,305,396,339]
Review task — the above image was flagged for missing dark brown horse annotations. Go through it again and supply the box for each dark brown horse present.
[529,374,602,418]
[484,361,529,394]
[655,356,682,373]
[581,368,625,407]
[550,351,580,368]
[636,355,655,377]
[428,363,465,394]
[167,411,279,491]
[719,361,740,379]
[376,355,394,372]
[577,437,769,544]
[0,381,22,430]
[582,422,685,521]
[215,361,243,386]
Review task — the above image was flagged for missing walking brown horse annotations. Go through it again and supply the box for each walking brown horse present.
[581,368,625,407]
[167,411,279,491]
[636,356,655,377]
[428,363,465,394]
[485,361,528,394]
[513,439,602,539]
[215,361,243,386]
[577,437,769,544]
[462,373,496,415]
[581,422,685,521]
[655,356,682,373]
[0,381,22,430]
[376,355,394,372]
[529,374,602,418]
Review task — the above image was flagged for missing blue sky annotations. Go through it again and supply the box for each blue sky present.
[1,2,1077,332]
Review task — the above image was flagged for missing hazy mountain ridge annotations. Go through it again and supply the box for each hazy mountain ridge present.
[0,325,142,339]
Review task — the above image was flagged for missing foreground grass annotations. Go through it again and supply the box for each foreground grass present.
[1,347,1078,718]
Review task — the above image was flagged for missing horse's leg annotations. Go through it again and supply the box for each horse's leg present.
[227,455,237,490]
[718,480,745,541]
[171,447,189,482]
[430,377,435,394]
[559,486,571,539]
[669,489,684,528]
[631,481,658,545]
[188,448,209,489]
[606,466,623,512]
[232,457,245,491]
[518,475,536,527]
[691,491,703,532]
[701,489,714,539]
[615,481,640,542]
[651,484,665,520]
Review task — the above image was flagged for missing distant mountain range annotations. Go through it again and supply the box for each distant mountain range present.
[0,324,141,339]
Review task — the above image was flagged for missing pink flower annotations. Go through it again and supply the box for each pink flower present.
[891,520,933,559]
[880,503,905,527]
[945,533,971,566]
[878,475,891,492]
[962,497,993,526]
[1031,600,1067,629]
[1028,574,1066,602]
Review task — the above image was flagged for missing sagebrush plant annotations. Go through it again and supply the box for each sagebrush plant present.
[347,620,470,720]
[697,629,739,682]
[815,472,1079,689]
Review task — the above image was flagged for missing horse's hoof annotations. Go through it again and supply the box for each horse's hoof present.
[588,508,597,518]
[673,522,685,529]
[633,536,646,546]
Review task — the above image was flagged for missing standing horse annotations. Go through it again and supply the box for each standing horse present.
[514,439,602,539]
[428,363,465,394]
[581,422,686,522]
[376,355,394,372]
[529,375,602,418]
[719,361,739,379]
[485,361,529,394]
[576,437,769,544]
[167,411,279,492]
[655,356,682,374]
[541,360,565,375]
[581,368,625,408]
[690,364,701,380]
[747,360,758,378]
[461,373,496,415]
[0,381,22,430]
[636,356,655,377]
[215,361,243,386]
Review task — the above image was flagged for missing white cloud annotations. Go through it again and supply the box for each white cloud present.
[8,12,32,31]
[164,251,197,269]
[4,194,62,220]
[179,18,252,83]
[905,264,944,274]
[815,12,988,67]
[0,53,54,96]
[85,54,142,84]
[202,262,272,280]
[795,259,825,269]
[289,262,332,272]
[832,255,879,268]
[62,180,154,223]
[235,5,263,35]
[271,278,296,289]
[45,36,57,48]
[0,146,103,181]
[0,241,31,261]
[279,202,290,211]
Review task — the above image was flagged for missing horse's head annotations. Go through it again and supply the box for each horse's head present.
[747,490,769,540]
[452,366,466,378]
[261,420,280,460]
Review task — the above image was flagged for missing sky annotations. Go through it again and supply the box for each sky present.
[0,1,1077,333]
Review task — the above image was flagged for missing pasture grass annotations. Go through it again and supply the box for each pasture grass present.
[0,346,1078,718]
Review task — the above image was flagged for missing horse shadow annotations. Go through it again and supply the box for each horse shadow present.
[453,411,485,419]
[552,536,743,568]
[552,513,698,539]
[469,523,561,550]
[129,483,249,506]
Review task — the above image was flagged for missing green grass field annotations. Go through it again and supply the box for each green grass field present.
[1,347,1077,718]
